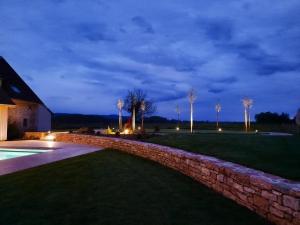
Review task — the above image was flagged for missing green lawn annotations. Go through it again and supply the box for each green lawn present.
[0,150,270,225]
[145,133,300,181]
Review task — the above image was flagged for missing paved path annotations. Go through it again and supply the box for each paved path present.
[0,140,102,176]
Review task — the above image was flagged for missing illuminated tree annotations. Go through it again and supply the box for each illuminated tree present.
[141,100,146,130]
[215,102,221,129]
[242,98,253,132]
[188,89,196,133]
[124,89,156,131]
[117,99,124,130]
[132,96,136,130]
[175,104,181,127]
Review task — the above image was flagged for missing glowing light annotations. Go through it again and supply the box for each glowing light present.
[218,128,222,132]
[255,130,258,133]
[176,127,180,131]
[44,134,55,141]
[46,141,56,148]
[138,126,141,130]
[124,129,130,135]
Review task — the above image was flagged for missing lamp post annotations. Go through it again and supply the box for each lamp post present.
[141,101,146,130]
[188,89,196,133]
[242,98,253,132]
[215,103,221,129]
[117,99,124,130]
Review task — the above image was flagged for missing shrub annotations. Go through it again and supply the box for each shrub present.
[255,112,292,124]
[296,109,300,126]
[7,122,24,140]
[154,126,160,132]
[77,127,95,134]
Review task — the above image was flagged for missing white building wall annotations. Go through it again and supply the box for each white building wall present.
[36,105,51,131]
[0,106,8,141]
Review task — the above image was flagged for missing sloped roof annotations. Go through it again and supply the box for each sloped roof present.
[0,56,50,111]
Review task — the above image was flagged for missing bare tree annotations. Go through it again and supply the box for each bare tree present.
[117,99,124,130]
[124,89,156,130]
[188,89,196,133]
[242,98,253,132]
[215,102,221,129]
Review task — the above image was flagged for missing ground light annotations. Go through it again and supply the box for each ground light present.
[124,129,130,135]
[176,127,180,131]
[218,128,222,132]
[44,131,56,141]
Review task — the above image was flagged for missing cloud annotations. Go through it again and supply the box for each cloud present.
[76,23,116,42]
[1,0,300,120]
[196,17,234,41]
[131,16,155,34]
[208,88,225,94]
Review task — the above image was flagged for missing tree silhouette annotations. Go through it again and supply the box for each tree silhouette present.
[124,89,156,130]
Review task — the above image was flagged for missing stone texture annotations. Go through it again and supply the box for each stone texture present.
[55,133,300,225]
[262,190,277,201]
[8,99,38,131]
[270,206,285,218]
[253,195,269,211]
[283,195,300,211]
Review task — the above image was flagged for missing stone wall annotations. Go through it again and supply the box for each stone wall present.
[24,131,48,140]
[55,133,300,225]
[8,99,38,131]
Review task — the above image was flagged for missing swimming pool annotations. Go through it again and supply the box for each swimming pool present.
[0,149,52,160]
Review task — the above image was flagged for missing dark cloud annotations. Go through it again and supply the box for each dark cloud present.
[257,62,300,76]
[208,88,225,94]
[125,50,202,72]
[131,16,155,34]
[216,42,300,76]
[213,76,238,84]
[1,0,300,120]
[76,23,116,42]
[197,18,234,41]
[153,91,187,103]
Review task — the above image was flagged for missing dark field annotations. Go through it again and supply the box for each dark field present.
[0,150,271,225]
[145,133,300,180]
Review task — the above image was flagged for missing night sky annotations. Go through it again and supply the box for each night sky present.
[1,0,299,121]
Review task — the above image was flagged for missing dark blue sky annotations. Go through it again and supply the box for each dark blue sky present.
[1,0,299,121]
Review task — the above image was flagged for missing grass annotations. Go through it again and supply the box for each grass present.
[0,149,271,225]
[145,133,300,181]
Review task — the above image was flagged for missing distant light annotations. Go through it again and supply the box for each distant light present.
[218,128,222,132]
[138,126,141,130]
[176,127,180,131]
[255,130,258,133]
[124,129,129,135]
